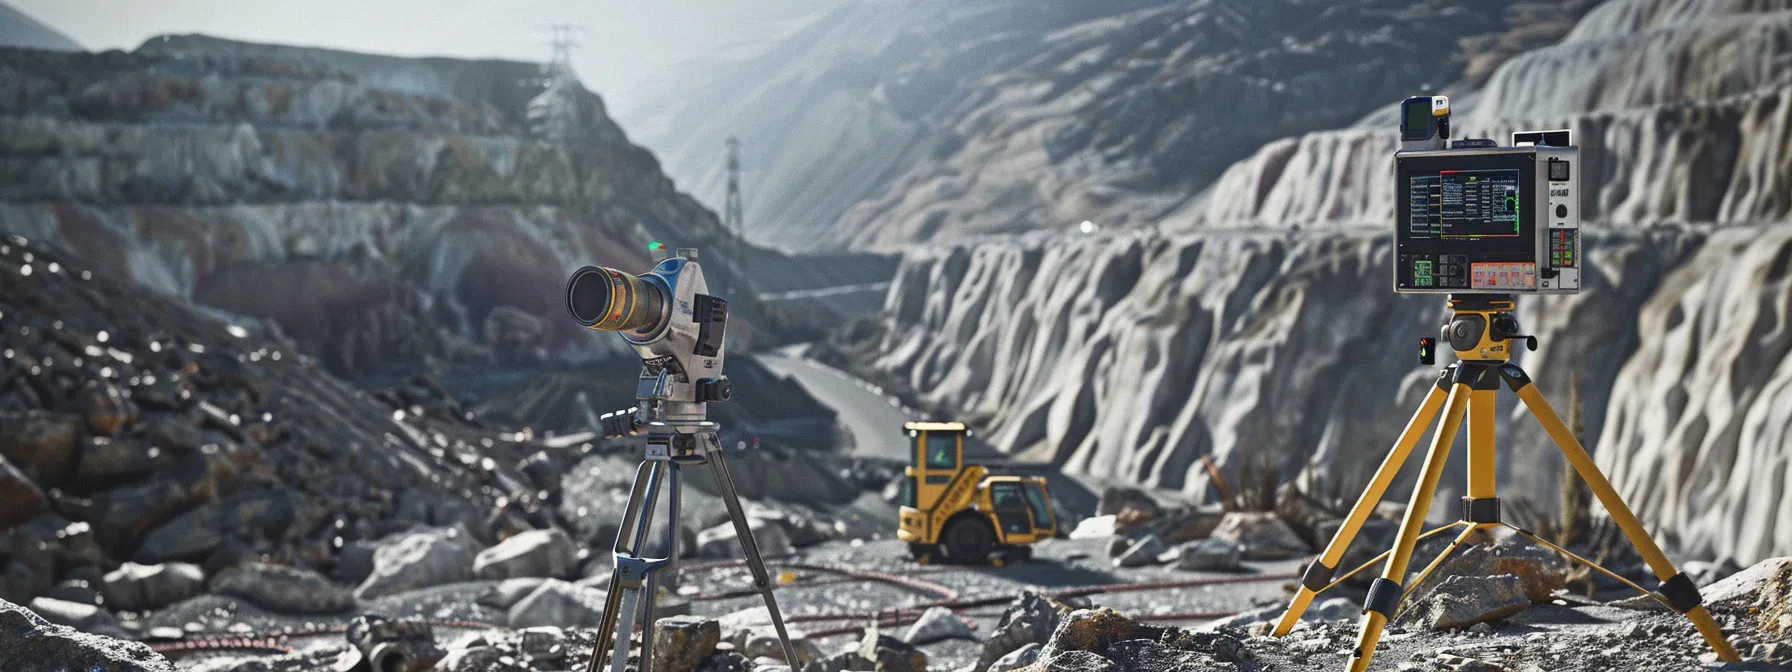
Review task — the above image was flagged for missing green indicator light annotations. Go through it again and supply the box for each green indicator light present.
[647,241,663,250]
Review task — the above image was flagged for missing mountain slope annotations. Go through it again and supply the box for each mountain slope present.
[0,2,81,52]
[836,0,1792,564]
[625,0,1605,251]
[0,36,793,377]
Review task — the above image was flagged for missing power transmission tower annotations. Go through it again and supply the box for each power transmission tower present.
[724,137,744,242]
[543,23,582,80]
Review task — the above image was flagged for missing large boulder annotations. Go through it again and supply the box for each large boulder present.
[27,596,120,632]
[355,526,479,600]
[1399,573,1530,630]
[1037,609,1141,659]
[1403,535,1567,606]
[1156,508,1227,543]
[99,562,204,612]
[695,519,792,559]
[474,528,578,580]
[1113,534,1167,568]
[1171,538,1244,572]
[507,579,607,629]
[477,577,548,611]
[1703,555,1792,639]
[901,606,975,645]
[654,615,721,672]
[1068,515,1117,540]
[210,561,354,614]
[0,598,172,671]
[1209,512,1309,560]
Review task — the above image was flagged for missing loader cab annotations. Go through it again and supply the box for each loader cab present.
[904,421,966,511]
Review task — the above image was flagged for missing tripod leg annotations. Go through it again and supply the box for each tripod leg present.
[587,461,653,672]
[705,436,803,668]
[1345,376,1469,672]
[1274,366,1454,636]
[1505,367,1739,662]
[584,459,669,672]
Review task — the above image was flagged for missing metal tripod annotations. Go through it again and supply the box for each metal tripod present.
[1271,295,1739,671]
[583,418,801,672]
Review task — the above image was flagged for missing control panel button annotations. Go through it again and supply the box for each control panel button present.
[1556,204,1568,218]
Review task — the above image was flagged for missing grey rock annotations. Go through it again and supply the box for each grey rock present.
[100,562,204,612]
[1209,512,1309,560]
[43,579,101,606]
[474,528,578,580]
[0,455,47,530]
[516,626,566,660]
[1039,650,1117,671]
[986,641,1040,672]
[855,631,925,672]
[1155,508,1227,543]
[333,540,378,585]
[696,518,793,560]
[477,577,548,610]
[0,410,81,487]
[209,561,354,614]
[0,598,172,671]
[1401,574,1530,630]
[435,646,521,672]
[1113,534,1167,568]
[702,651,754,672]
[70,437,160,491]
[1105,639,1228,671]
[654,615,721,672]
[975,591,1067,671]
[1172,538,1243,572]
[1313,596,1358,622]
[354,526,478,600]
[901,605,975,644]
[27,596,119,631]
[1104,536,1130,558]
[507,579,606,629]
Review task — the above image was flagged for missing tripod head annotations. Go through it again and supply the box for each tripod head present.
[1419,294,1538,365]
[565,248,731,436]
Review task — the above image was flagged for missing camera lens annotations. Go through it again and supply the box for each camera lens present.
[566,266,666,333]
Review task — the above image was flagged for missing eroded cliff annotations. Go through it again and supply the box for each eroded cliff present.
[845,0,1792,564]
[0,36,775,377]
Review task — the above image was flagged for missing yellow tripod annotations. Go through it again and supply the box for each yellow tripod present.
[1273,295,1739,671]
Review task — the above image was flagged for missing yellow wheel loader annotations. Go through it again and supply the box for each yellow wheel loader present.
[895,422,1057,564]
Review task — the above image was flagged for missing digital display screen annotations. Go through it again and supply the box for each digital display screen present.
[1408,170,1521,238]
[1396,151,1537,292]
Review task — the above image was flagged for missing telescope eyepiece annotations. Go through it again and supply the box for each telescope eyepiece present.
[567,266,667,333]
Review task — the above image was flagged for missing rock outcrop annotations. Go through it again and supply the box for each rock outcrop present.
[841,0,1792,564]
[0,36,795,377]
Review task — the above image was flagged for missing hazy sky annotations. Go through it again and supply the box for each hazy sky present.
[11,0,832,110]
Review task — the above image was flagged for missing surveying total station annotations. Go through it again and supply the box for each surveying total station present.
[564,249,801,672]
[1272,96,1739,671]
